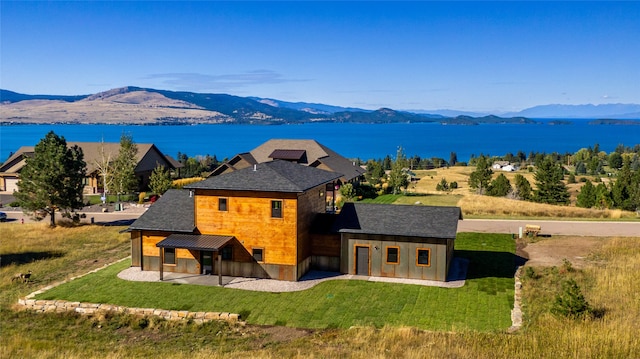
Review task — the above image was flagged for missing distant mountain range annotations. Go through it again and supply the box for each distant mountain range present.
[1,87,638,125]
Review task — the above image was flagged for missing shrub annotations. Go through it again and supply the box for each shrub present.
[450,181,458,189]
[138,192,146,204]
[551,279,593,319]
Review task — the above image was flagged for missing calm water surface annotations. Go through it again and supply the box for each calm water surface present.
[2,121,639,163]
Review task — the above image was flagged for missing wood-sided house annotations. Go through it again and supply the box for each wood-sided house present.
[210,139,366,185]
[128,159,462,282]
[0,142,179,194]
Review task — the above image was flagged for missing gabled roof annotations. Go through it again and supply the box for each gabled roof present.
[187,159,342,193]
[333,203,462,239]
[1,142,174,174]
[209,152,257,176]
[211,139,366,182]
[128,189,195,232]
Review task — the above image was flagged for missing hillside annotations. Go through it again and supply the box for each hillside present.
[0,87,558,125]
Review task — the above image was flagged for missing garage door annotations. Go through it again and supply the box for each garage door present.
[4,178,19,193]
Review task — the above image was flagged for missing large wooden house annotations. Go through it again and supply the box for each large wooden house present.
[128,159,462,282]
[0,142,179,194]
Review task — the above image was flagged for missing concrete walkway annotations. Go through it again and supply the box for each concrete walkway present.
[117,257,468,292]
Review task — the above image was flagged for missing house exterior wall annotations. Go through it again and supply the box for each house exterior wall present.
[133,230,201,274]
[340,233,451,281]
[193,189,325,281]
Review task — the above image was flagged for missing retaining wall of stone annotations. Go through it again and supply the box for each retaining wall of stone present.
[16,256,242,324]
[16,298,240,324]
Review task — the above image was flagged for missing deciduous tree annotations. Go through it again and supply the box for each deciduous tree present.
[15,131,86,227]
[149,165,173,195]
[110,133,138,201]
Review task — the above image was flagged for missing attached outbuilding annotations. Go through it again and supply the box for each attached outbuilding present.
[333,203,462,281]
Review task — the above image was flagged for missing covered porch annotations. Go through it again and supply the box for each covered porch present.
[156,233,234,285]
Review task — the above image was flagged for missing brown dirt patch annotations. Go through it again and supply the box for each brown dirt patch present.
[520,236,605,269]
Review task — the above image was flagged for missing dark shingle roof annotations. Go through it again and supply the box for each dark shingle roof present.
[186,160,342,193]
[333,203,462,239]
[128,189,195,232]
[156,234,233,250]
[269,149,307,162]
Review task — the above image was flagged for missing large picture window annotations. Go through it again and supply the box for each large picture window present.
[164,248,176,265]
[416,248,431,266]
[252,248,264,262]
[218,198,227,211]
[386,246,399,264]
[271,200,282,218]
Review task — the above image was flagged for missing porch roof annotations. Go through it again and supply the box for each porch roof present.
[156,234,234,251]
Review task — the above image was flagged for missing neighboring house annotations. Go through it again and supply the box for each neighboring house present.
[211,139,366,184]
[0,142,179,194]
[492,161,517,172]
[128,160,462,282]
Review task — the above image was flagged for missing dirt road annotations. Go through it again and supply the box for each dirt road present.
[458,219,640,237]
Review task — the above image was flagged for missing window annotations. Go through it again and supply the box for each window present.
[218,198,227,211]
[416,248,430,266]
[164,248,176,265]
[252,248,264,262]
[271,200,282,218]
[221,246,233,260]
[386,247,399,264]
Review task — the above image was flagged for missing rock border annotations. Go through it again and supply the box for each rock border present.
[508,266,523,332]
[16,257,243,324]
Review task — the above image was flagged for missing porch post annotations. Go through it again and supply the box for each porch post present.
[217,251,222,286]
[159,247,164,281]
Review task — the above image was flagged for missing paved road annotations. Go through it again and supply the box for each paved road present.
[2,205,638,237]
[458,219,640,237]
[0,206,144,226]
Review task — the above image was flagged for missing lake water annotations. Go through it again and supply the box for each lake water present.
[1,121,639,163]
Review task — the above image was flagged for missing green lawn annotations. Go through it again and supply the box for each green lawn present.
[357,193,462,207]
[36,233,515,331]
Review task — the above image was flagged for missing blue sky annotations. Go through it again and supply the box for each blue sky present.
[1,1,639,112]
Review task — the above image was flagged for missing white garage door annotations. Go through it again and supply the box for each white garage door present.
[5,178,19,193]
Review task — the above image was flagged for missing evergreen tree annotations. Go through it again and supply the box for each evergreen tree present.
[594,183,613,209]
[611,159,638,211]
[514,174,532,200]
[15,131,86,227]
[487,173,512,197]
[534,156,570,205]
[149,165,173,196]
[608,152,623,169]
[449,152,458,166]
[468,156,493,194]
[576,180,596,208]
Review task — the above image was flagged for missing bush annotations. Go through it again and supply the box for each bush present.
[551,279,593,319]
[138,192,146,204]
[450,181,458,189]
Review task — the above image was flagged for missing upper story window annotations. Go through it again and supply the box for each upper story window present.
[271,200,282,218]
[218,198,227,211]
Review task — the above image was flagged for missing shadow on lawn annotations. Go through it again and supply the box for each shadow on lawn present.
[0,251,65,267]
[455,250,527,279]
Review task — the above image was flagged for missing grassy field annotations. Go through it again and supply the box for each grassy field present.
[2,223,639,358]
[387,166,640,220]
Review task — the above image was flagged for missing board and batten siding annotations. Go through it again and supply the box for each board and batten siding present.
[340,233,451,281]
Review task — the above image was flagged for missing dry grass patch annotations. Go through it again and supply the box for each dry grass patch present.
[458,193,637,219]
